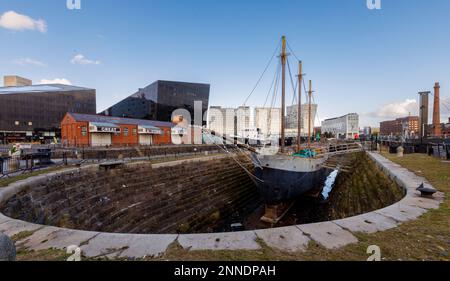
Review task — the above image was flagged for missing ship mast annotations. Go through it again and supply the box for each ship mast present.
[280,36,287,153]
[308,80,312,148]
[297,61,303,149]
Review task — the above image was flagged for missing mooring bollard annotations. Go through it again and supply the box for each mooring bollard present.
[0,233,16,261]
[397,146,404,157]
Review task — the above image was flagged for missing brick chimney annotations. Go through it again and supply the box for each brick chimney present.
[433,82,442,137]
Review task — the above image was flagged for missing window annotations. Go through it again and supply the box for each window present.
[15,121,19,126]
[124,128,129,136]
[28,121,33,126]
[132,128,137,135]
[81,126,87,136]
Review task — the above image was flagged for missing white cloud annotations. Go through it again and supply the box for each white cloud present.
[70,54,101,65]
[13,58,46,67]
[39,78,72,85]
[369,99,419,119]
[0,11,47,33]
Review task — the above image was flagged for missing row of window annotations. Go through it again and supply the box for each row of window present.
[14,121,33,126]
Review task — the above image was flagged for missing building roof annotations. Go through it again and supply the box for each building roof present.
[68,113,175,128]
[323,113,358,122]
[0,84,94,95]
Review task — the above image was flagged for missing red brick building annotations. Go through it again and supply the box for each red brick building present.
[61,113,174,147]
[380,116,419,137]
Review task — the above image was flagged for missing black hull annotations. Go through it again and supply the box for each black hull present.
[254,167,330,204]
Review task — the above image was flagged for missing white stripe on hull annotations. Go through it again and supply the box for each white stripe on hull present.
[255,154,328,173]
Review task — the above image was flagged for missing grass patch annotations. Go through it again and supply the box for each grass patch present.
[16,248,70,261]
[10,230,36,242]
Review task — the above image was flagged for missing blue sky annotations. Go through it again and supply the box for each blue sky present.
[0,0,449,127]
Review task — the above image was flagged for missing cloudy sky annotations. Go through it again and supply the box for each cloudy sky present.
[0,0,449,127]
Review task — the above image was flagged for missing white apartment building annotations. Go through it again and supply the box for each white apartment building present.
[208,106,236,137]
[286,104,318,137]
[236,106,252,138]
[255,107,281,137]
[321,113,359,139]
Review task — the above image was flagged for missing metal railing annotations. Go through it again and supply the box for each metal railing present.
[0,156,21,178]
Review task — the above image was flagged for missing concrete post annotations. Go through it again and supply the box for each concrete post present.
[397,146,404,158]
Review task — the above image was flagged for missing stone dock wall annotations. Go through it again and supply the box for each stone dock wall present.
[51,145,226,159]
[1,155,258,234]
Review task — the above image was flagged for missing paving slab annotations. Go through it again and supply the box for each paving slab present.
[178,231,261,251]
[334,212,398,234]
[0,219,43,237]
[400,195,442,210]
[375,203,427,223]
[0,213,12,225]
[255,226,310,253]
[297,222,358,249]
[81,233,177,259]
[23,228,99,251]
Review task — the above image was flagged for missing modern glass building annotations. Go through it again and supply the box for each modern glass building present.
[0,84,96,143]
[101,80,210,125]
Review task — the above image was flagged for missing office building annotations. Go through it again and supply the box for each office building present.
[255,107,281,137]
[286,104,318,137]
[208,106,237,137]
[102,80,210,126]
[380,116,419,138]
[321,113,359,139]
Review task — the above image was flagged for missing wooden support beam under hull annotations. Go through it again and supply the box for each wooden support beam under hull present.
[260,201,296,224]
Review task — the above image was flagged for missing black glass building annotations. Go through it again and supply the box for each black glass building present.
[0,84,96,143]
[101,80,210,125]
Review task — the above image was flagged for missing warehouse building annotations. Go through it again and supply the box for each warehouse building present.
[61,113,174,147]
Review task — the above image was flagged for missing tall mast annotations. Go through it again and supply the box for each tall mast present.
[297,61,303,149]
[308,80,312,148]
[280,36,287,153]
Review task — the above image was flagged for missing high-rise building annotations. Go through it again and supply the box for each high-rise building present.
[286,104,318,137]
[322,113,359,139]
[208,106,282,139]
[0,83,96,143]
[236,106,251,138]
[102,80,210,126]
[255,107,281,137]
[208,106,236,137]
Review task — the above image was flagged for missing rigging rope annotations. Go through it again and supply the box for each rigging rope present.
[203,132,265,183]
[243,39,281,106]
[287,58,299,106]
[263,61,281,108]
